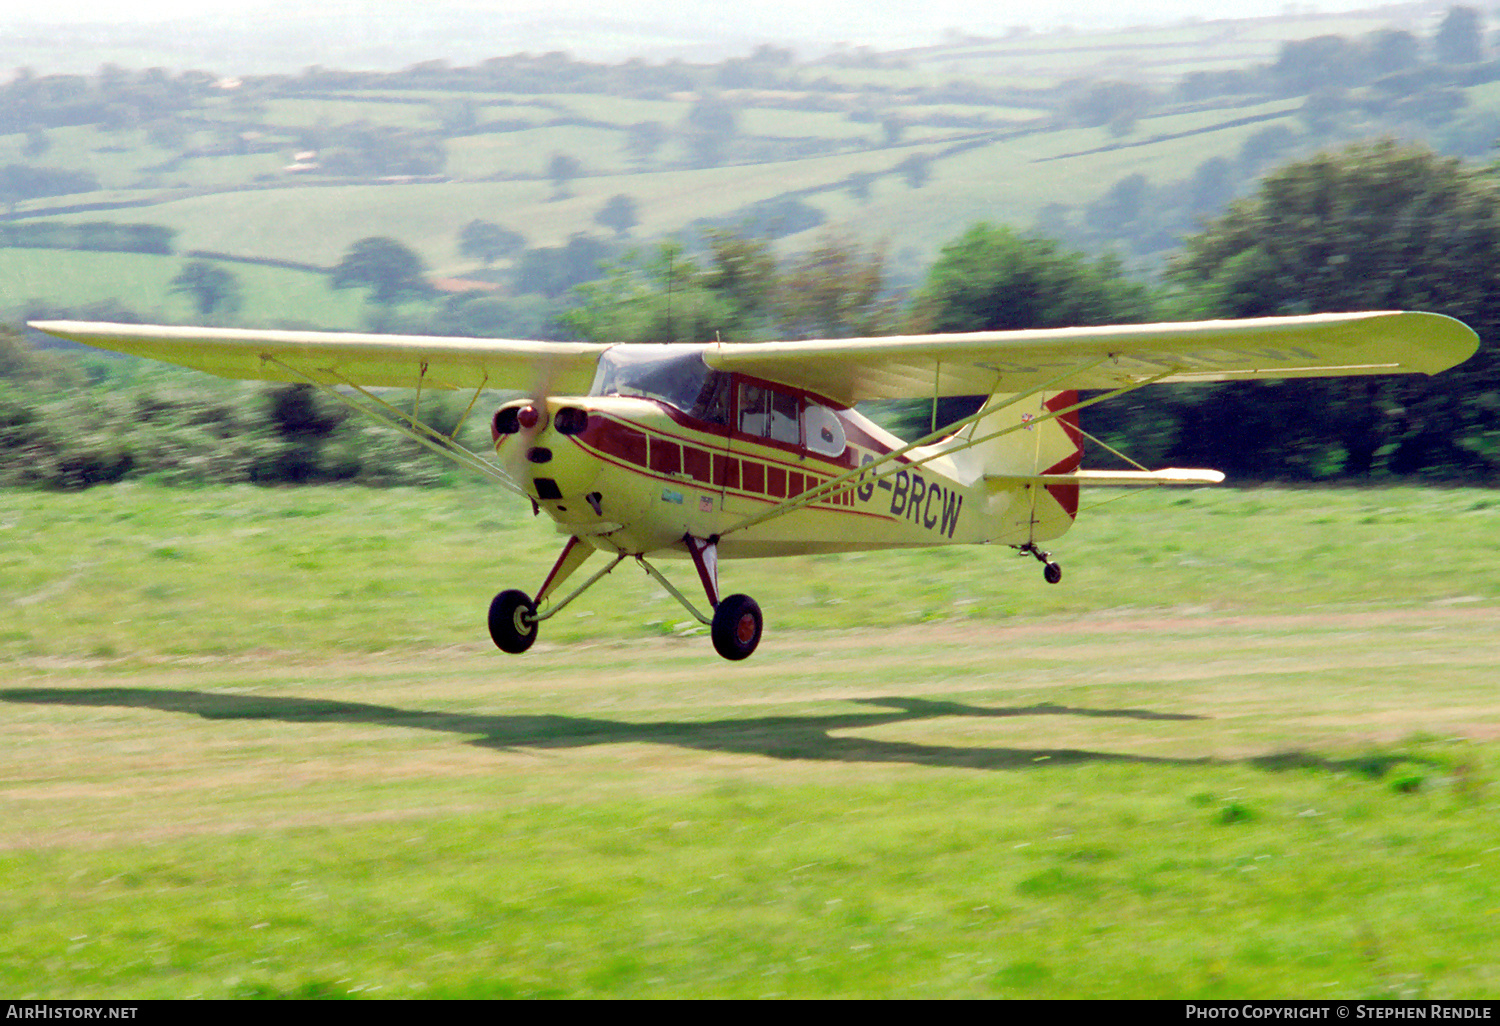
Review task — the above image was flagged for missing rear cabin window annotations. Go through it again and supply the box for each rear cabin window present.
[803,404,846,457]
[738,383,800,445]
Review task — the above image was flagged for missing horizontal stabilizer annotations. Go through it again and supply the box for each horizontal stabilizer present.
[989,468,1226,487]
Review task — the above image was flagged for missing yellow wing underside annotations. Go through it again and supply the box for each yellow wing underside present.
[30,311,1478,403]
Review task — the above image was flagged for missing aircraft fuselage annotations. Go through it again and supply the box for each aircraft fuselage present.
[494,375,1079,562]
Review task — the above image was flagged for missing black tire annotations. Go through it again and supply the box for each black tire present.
[488,589,538,653]
[1043,561,1063,585]
[711,593,762,661]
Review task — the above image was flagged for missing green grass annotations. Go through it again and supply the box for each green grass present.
[1,483,1498,996]
[3,483,1499,660]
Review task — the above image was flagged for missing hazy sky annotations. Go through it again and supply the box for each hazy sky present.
[0,0,1407,72]
[0,1,1380,43]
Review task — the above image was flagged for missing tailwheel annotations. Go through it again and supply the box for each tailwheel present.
[711,593,762,661]
[1019,542,1063,585]
[488,589,538,653]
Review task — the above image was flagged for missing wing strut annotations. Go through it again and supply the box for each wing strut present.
[719,358,1175,538]
[260,355,521,493]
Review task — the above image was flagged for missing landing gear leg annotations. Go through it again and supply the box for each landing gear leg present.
[488,537,625,655]
[637,535,763,661]
[683,534,762,660]
[1019,542,1063,585]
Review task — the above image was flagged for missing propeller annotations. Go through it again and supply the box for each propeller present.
[491,357,562,496]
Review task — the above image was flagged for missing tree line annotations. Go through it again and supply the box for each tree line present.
[555,139,1500,482]
[0,220,174,255]
[6,138,1500,487]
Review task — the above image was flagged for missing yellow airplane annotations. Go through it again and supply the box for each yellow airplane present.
[32,312,1478,660]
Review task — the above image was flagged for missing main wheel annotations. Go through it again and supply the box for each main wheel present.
[488,589,538,653]
[711,593,762,661]
[1043,561,1063,585]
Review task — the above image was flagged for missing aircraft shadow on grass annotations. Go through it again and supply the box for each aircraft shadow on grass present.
[4,686,1231,772]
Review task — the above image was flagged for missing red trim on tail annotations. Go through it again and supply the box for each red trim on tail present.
[1042,390,1081,520]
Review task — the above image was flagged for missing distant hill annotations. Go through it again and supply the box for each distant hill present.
[1,2,1494,334]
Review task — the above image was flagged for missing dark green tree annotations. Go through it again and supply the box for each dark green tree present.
[21,126,48,159]
[700,229,778,334]
[1237,124,1299,173]
[1065,81,1155,129]
[1187,156,1238,215]
[546,152,583,199]
[1270,36,1371,95]
[1434,5,1485,65]
[1086,174,1152,236]
[881,114,907,146]
[0,164,99,212]
[896,224,1156,440]
[564,239,735,344]
[843,171,875,204]
[1171,140,1500,477]
[1299,87,1351,135]
[331,237,432,306]
[594,194,640,238]
[458,219,525,267]
[774,230,896,340]
[1367,28,1421,75]
[624,121,667,166]
[896,153,933,189]
[512,234,614,299]
[684,94,739,168]
[169,260,242,318]
[911,222,1156,334]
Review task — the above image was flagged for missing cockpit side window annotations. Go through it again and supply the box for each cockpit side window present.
[738,383,770,436]
[689,370,732,427]
[769,389,800,444]
[738,381,802,446]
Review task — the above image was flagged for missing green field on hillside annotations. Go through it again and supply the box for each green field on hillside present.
[0,250,366,329]
[2,9,1495,333]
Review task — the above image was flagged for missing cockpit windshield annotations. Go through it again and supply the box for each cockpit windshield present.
[589,346,731,426]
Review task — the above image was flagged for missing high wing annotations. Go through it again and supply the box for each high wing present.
[30,310,1478,406]
[702,311,1479,405]
[28,321,609,394]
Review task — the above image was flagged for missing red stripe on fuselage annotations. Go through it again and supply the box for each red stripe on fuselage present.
[575,410,882,516]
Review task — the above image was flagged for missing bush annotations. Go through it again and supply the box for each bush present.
[0,375,488,491]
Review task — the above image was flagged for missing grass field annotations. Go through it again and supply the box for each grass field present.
[2,483,1498,997]
[0,250,367,329]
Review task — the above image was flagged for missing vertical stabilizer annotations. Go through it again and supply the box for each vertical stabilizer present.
[942,390,1083,536]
